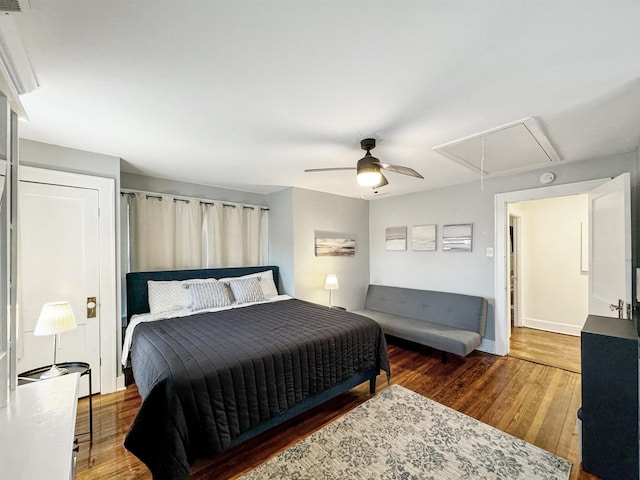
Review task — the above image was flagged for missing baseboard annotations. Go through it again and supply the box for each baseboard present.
[522,317,581,337]
[116,374,126,391]
[476,338,496,355]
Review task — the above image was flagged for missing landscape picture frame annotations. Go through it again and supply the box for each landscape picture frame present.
[412,224,437,251]
[315,235,356,256]
[442,223,473,252]
[385,226,407,251]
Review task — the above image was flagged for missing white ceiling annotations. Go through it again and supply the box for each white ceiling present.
[7,1,640,199]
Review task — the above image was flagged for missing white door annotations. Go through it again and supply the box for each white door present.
[588,173,632,318]
[18,181,101,396]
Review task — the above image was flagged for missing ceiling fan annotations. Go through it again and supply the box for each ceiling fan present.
[304,138,424,189]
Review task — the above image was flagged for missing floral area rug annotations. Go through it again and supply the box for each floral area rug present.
[239,384,571,480]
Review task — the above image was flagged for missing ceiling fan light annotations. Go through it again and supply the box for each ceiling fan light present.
[357,169,383,187]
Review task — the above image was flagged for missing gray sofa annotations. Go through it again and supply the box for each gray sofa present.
[353,284,487,360]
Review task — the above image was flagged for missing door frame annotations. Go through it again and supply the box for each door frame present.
[494,178,608,356]
[508,213,523,330]
[19,166,118,393]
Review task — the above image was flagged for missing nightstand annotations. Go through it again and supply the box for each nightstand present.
[18,361,93,440]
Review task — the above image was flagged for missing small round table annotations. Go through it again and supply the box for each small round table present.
[18,361,93,440]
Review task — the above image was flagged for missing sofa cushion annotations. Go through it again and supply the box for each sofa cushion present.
[353,308,482,357]
[363,285,487,335]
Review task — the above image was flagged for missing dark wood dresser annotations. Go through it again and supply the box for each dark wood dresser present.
[581,314,639,480]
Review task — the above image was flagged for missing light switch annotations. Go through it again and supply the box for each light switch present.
[486,247,494,257]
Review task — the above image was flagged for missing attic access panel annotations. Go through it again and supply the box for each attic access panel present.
[433,117,561,176]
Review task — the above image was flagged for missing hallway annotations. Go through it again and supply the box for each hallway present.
[509,327,581,373]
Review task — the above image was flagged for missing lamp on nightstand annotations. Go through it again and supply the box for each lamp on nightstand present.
[324,274,339,307]
[34,301,77,379]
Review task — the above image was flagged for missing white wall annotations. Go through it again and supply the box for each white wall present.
[268,187,370,310]
[516,195,588,335]
[370,151,639,343]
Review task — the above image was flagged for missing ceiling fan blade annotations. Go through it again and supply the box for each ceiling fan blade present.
[378,163,424,179]
[373,172,389,188]
[304,167,356,173]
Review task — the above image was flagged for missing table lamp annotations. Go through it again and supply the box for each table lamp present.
[324,274,339,307]
[34,301,77,379]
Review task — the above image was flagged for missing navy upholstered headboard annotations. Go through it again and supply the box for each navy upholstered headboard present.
[125,265,280,320]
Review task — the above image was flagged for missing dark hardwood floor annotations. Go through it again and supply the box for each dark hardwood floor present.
[75,340,597,479]
[510,326,582,373]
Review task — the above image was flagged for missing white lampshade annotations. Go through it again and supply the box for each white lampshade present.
[34,301,77,336]
[324,274,339,290]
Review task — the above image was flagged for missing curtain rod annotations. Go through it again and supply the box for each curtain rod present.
[120,188,269,211]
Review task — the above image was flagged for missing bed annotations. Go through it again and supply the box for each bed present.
[123,266,391,479]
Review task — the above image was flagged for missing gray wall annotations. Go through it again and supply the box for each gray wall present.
[20,139,120,180]
[268,187,370,310]
[268,188,295,295]
[370,152,639,342]
[121,171,269,206]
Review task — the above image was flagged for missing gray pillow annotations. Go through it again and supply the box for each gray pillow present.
[185,281,234,310]
[225,277,265,304]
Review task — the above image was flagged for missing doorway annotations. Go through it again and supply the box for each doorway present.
[494,175,632,356]
[506,195,588,372]
[508,195,589,332]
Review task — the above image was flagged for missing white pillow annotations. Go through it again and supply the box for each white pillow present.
[219,270,278,299]
[184,281,234,310]
[224,277,265,304]
[147,280,190,314]
[147,277,218,314]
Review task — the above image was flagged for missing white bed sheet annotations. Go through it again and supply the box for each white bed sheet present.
[122,294,292,366]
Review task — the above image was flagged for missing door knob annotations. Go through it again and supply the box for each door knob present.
[609,298,624,319]
[87,297,97,318]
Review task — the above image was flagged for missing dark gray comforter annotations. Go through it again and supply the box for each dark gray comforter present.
[124,299,390,479]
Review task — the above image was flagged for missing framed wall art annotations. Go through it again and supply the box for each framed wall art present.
[412,224,436,251]
[442,223,473,252]
[385,226,407,251]
[315,235,356,256]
